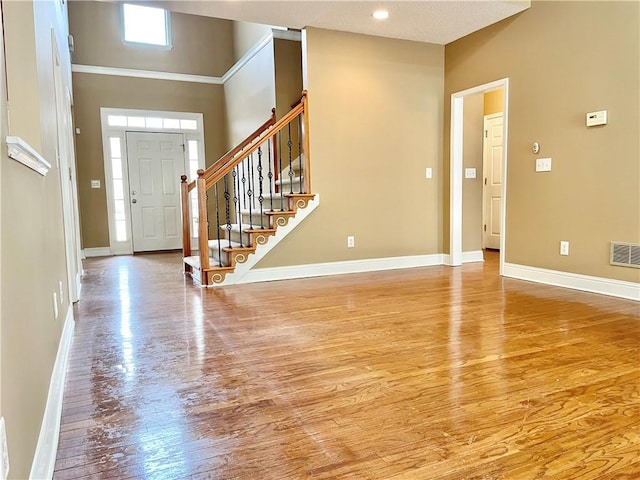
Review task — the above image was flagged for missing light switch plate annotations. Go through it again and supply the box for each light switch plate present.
[465,168,476,179]
[425,167,433,179]
[536,158,552,172]
[586,110,607,127]
[91,179,101,189]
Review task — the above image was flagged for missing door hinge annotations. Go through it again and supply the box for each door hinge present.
[69,167,72,181]
[180,144,185,152]
[484,224,487,232]
[484,178,487,185]
[484,130,488,138]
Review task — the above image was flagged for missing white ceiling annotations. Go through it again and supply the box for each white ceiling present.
[155,1,530,45]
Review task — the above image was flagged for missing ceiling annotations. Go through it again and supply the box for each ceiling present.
[154,1,530,45]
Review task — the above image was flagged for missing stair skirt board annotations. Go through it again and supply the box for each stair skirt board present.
[218,195,320,286]
[184,195,320,287]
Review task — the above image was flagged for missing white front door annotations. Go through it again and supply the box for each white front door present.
[126,132,186,252]
[482,113,503,250]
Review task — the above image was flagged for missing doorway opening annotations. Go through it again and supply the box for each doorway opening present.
[100,108,205,255]
[450,78,509,275]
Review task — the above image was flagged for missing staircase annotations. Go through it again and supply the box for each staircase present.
[181,92,317,286]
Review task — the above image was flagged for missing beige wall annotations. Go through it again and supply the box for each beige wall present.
[223,39,275,147]
[444,1,639,282]
[233,21,272,62]
[258,27,444,267]
[69,1,234,77]
[1,1,74,477]
[484,89,504,116]
[462,94,484,252]
[68,1,234,249]
[274,38,303,120]
[73,74,227,248]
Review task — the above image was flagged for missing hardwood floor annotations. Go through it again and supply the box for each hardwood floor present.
[54,251,640,479]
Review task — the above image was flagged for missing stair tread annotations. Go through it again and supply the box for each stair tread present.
[265,210,296,215]
[219,223,272,232]
[275,175,303,185]
[183,255,217,268]
[239,207,285,214]
[203,266,234,273]
[222,246,256,252]
[208,239,241,249]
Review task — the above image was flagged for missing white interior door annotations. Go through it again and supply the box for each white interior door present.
[482,113,503,250]
[126,132,186,252]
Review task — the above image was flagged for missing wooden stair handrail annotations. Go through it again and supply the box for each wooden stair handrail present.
[205,99,305,189]
[187,108,277,192]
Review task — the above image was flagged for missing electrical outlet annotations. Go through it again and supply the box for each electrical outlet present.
[0,417,10,480]
[347,236,355,248]
[536,158,552,172]
[560,241,570,256]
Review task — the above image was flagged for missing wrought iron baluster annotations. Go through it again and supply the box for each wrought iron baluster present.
[214,182,222,266]
[224,174,232,249]
[267,139,274,213]
[205,192,211,248]
[232,167,240,248]
[257,146,265,229]
[247,152,254,229]
[235,164,244,247]
[287,123,294,194]
[278,130,284,211]
[298,113,304,193]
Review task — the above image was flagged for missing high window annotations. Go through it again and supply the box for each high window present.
[122,3,171,48]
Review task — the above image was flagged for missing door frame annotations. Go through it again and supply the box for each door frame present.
[100,107,205,255]
[450,78,509,273]
[52,30,83,302]
[482,112,504,250]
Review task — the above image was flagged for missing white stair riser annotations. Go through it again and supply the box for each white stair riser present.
[280,160,304,176]
[240,196,290,211]
[208,246,231,266]
[274,176,305,193]
[220,227,251,246]
[240,211,271,227]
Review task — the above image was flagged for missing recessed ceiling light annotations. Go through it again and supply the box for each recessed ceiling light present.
[372,9,389,20]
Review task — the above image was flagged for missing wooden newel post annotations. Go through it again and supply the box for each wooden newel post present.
[301,90,311,193]
[196,169,210,276]
[180,175,191,261]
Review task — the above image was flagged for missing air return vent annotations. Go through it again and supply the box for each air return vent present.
[610,242,640,268]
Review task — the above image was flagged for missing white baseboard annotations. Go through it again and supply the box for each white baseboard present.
[503,262,640,301]
[83,247,112,258]
[239,253,445,284]
[442,250,485,266]
[30,306,75,480]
